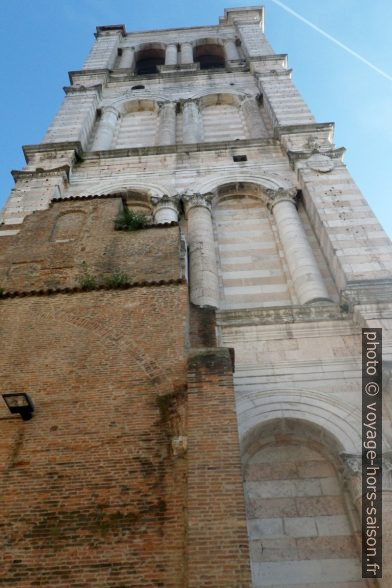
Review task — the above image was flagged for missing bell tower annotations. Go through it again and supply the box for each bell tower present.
[1,6,392,587]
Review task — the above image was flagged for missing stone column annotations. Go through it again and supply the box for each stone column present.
[165,43,178,65]
[157,102,176,145]
[151,195,179,224]
[223,38,239,61]
[117,47,135,69]
[182,100,203,144]
[91,106,119,151]
[267,188,331,305]
[241,96,267,138]
[180,42,194,64]
[183,193,219,308]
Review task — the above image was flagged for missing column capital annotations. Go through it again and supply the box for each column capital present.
[101,105,120,118]
[339,453,363,502]
[182,193,213,215]
[151,194,180,224]
[151,194,180,208]
[180,97,200,110]
[339,453,362,478]
[157,100,176,111]
[265,187,297,211]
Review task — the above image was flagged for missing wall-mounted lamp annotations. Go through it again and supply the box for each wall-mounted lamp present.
[2,393,35,421]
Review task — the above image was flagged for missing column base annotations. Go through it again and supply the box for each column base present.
[304,297,335,305]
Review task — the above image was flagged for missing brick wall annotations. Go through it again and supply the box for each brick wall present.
[0,197,182,293]
[0,200,251,586]
[0,286,188,587]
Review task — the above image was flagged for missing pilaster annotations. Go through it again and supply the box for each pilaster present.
[42,84,102,150]
[83,25,125,71]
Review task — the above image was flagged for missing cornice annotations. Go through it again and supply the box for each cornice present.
[63,84,102,96]
[22,141,82,164]
[21,137,278,168]
[275,122,335,139]
[68,69,110,85]
[256,69,292,78]
[250,53,287,64]
[11,165,70,182]
[95,24,126,38]
[80,137,278,160]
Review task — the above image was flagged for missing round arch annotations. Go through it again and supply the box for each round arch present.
[190,174,297,199]
[133,42,166,75]
[190,89,249,102]
[72,181,172,200]
[237,388,363,458]
[116,98,160,116]
[198,92,242,110]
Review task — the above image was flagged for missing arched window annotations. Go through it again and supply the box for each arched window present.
[213,184,291,309]
[242,420,362,587]
[113,100,159,149]
[135,45,165,75]
[50,211,85,242]
[200,94,246,142]
[194,43,225,69]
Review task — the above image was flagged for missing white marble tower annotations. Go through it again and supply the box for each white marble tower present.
[1,6,392,586]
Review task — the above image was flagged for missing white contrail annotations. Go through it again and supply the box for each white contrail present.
[270,0,392,82]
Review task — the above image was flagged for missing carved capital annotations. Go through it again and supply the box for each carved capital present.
[101,105,120,118]
[339,453,363,502]
[180,97,200,111]
[265,187,297,211]
[287,147,346,171]
[340,453,362,477]
[151,194,179,209]
[182,192,213,215]
[157,101,176,112]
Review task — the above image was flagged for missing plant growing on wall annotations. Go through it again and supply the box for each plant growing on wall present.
[77,262,97,291]
[103,272,130,288]
[114,206,149,231]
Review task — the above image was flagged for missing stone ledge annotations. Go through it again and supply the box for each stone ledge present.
[82,137,277,160]
[11,165,70,181]
[275,122,335,139]
[23,141,83,163]
[216,303,347,327]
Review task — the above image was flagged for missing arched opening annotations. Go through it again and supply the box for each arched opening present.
[242,419,362,587]
[194,43,225,69]
[113,190,152,215]
[135,46,165,75]
[113,100,159,149]
[199,93,246,142]
[50,210,85,242]
[212,183,291,309]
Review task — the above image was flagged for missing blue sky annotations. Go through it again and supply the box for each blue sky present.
[0,0,391,237]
